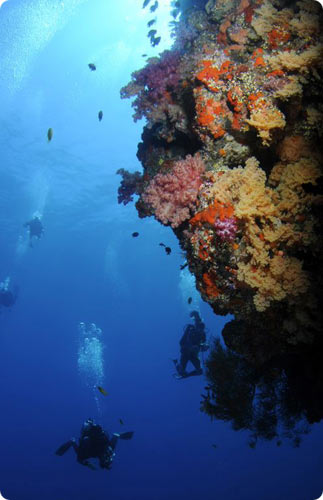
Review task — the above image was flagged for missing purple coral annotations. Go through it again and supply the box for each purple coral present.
[116,168,142,205]
[142,154,205,228]
[172,21,198,51]
[120,50,182,122]
[214,217,237,243]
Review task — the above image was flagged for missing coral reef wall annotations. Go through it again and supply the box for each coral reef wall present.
[120,0,323,350]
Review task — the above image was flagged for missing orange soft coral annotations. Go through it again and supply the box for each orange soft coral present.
[203,272,220,298]
[190,200,234,226]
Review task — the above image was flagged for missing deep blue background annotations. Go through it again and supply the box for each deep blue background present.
[0,1,323,499]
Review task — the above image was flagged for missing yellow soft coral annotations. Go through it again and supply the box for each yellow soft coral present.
[234,158,277,219]
[274,76,303,100]
[238,255,310,312]
[196,155,322,312]
[237,255,309,311]
[268,46,323,73]
[251,2,293,38]
[245,106,286,146]
[289,10,321,37]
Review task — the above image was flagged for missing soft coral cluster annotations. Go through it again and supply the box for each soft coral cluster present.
[214,217,237,242]
[142,154,205,228]
[120,0,323,348]
[120,50,182,122]
[116,169,143,205]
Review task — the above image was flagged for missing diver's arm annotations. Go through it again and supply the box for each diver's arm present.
[76,455,96,469]
[179,329,190,347]
[83,461,97,470]
[200,329,207,344]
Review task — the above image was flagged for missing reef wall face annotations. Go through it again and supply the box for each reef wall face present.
[120,0,323,349]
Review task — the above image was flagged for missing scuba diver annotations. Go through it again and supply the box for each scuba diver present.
[55,418,134,470]
[173,311,209,379]
[23,215,44,247]
[0,277,18,310]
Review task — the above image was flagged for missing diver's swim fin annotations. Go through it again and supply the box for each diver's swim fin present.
[55,440,74,456]
[118,431,134,440]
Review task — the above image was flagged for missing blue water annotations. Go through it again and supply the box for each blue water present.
[0,1,323,499]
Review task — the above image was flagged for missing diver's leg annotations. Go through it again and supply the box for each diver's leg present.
[176,350,189,376]
[118,431,134,440]
[110,435,118,450]
[76,456,96,469]
[190,354,202,372]
[71,438,78,454]
[55,439,78,456]
[186,354,203,376]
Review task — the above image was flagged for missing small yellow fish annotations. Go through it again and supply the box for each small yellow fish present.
[47,128,53,142]
[97,386,108,396]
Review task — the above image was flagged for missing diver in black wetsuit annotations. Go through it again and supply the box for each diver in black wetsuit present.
[55,418,134,470]
[23,216,44,247]
[173,311,209,379]
[0,278,18,310]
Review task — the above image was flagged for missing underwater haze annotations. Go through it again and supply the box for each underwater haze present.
[0,1,323,499]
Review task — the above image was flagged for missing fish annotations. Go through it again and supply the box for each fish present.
[97,386,108,396]
[88,63,96,71]
[180,262,188,270]
[132,232,139,237]
[159,243,171,254]
[211,444,217,449]
[188,297,192,304]
[119,419,124,425]
[148,29,157,38]
[142,54,147,57]
[147,19,156,27]
[47,128,53,142]
[98,110,103,121]
[150,0,158,12]
[142,0,151,8]
[151,36,161,47]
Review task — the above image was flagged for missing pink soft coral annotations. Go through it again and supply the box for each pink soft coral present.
[142,154,205,228]
[214,217,237,242]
